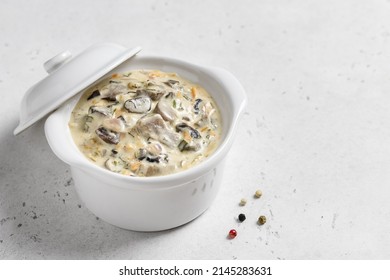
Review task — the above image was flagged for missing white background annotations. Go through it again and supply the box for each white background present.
[1,0,390,259]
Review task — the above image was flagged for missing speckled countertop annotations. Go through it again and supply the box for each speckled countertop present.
[1,0,390,259]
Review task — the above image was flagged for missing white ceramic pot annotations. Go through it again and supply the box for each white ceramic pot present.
[44,54,246,231]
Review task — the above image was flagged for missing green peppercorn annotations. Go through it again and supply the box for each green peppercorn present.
[258,215,266,225]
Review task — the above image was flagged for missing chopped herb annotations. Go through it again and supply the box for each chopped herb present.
[178,140,188,151]
[165,92,174,99]
[117,115,125,120]
[182,94,191,101]
[178,103,184,111]
[84,115,94,122]
[194,98,202,114]
[83,115,94,132]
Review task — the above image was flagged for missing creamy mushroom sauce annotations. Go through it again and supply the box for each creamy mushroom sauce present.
[69,70,222,177]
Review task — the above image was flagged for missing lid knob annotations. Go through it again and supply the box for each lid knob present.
[43,50,72,73]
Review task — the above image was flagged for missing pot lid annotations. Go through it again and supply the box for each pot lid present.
[14,43,142,135]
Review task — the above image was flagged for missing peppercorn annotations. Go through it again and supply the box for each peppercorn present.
[228,229,237,239]
[239,198,247,206]
[238,213,246,222]
[254,189,262,198]
[258,215,266,225]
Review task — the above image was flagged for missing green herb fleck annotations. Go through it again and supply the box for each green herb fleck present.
[178,140,188,151]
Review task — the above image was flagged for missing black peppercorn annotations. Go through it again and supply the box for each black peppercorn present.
[238,213,246,222]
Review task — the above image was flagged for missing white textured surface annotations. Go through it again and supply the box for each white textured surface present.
[1,0,390,259]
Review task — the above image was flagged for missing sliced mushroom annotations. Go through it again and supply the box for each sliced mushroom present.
[147,142,163,155]
[176,123,201,139]
[135,148,148,160]
[146,166,161,177]
[124,96,151,113]
[154,95,177,122]
[102,117,126,133]
[137,86,165,101]
[89,106,112,117]
[147,153,168,163]
[100,83,127,101]
[127,79,144,89]
[95,126,120,144]
[135,114,165,132]
[105,157,127,173]
[135,148,168,163]
[87,90,100,100]
[134,114,180,148]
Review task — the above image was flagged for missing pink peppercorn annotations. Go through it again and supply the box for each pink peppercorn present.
[229,229,237,239]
